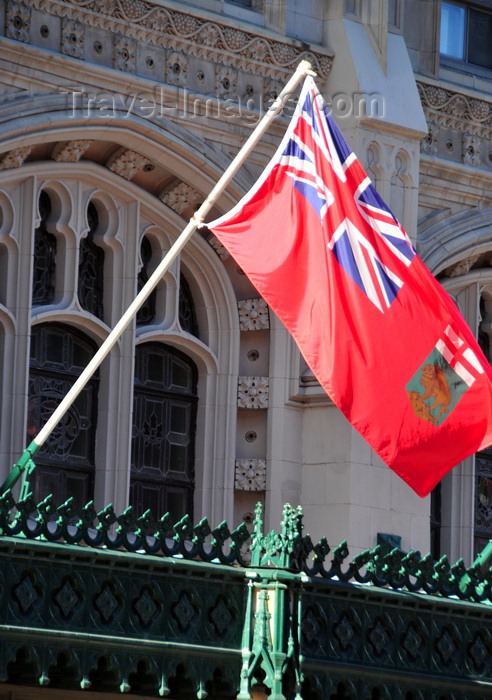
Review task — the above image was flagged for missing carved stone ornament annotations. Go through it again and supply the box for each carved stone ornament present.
[235,458,266,491]
[0,146,32,170]
[160,181,202,216]
[463,132,481,167]
[114,34,137,73]
[215,65,238,99]
[107,148,153,180]
[238,298,269,331]
[29,0,333,81]
[206,234,229,261]
[237,376,269,409]
[166,51,188,87]
[421,121,439,156]
[52,140,93,162]
[445,255,480,278]
[61,18,84,58]
[6,0,31,43]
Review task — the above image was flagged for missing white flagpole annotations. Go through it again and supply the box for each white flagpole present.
[2,60,315,495]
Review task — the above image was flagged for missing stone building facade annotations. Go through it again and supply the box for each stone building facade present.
[0,0,491,566]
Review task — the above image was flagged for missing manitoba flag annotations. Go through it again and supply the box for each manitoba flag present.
[207,76,492,497]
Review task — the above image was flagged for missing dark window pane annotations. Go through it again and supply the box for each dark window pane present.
[165,487,188,523]
[45,330,64,365]
[169,444,187,473]
[179,274,198,337]
[147,352,165,384]
[32,191,57,306]
[78,201,104,320]
[131,344,197,520]
[28,324,98,507]
[136,236,156,327]
[468,10,492,69]
[170,404,188,433]
[430,484,441,560]
[34,467,92,514]
[172,358,191,389]
[72,342,93,370]
[130,480,161,519]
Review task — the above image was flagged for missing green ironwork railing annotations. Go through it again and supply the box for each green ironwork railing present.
[1,492,491,605]
[1,497,492,698]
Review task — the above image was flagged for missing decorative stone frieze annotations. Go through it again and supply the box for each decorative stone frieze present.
[160,181,202,217]
[52,140,93,162]
[235,458,266,491]
[107,149,153,180]
[29,0,333,82]
[238,299,269,331]
[0,146,32,170]
[237,376,269,409]
[6,0,31,43]
[417,81,492,136]
[417,81,492,172]
[206,234,229,261]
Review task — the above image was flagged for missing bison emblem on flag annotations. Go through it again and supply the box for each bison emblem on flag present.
[406,325,485,426]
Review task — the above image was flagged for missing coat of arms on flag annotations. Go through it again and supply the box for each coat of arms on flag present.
[406,325,486,426]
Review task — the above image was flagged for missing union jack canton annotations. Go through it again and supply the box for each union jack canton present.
[278,83,417,313]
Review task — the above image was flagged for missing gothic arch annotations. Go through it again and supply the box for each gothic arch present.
[418,206,492,276]
[0,100,242,523]
[0,91,251,212]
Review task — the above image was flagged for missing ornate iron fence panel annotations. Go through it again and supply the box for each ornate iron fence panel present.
[1,496,492,698]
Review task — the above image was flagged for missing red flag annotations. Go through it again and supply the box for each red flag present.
[207,76,492,497]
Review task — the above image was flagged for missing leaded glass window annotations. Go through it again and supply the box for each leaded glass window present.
[32,191,57,306]
[78,201,104,320]
[28,324,99,511]
[136,236,156,326]
[130,343,197,521]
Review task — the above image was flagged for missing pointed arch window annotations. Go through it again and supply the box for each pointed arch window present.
[27,324,99,510]
[179,274,199,337]
[136,235,156,326]
[32,190,57,306]
[130,343,197,521]
[79,201,104,320]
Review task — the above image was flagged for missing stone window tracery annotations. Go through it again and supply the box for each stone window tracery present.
[0,167,226,525]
